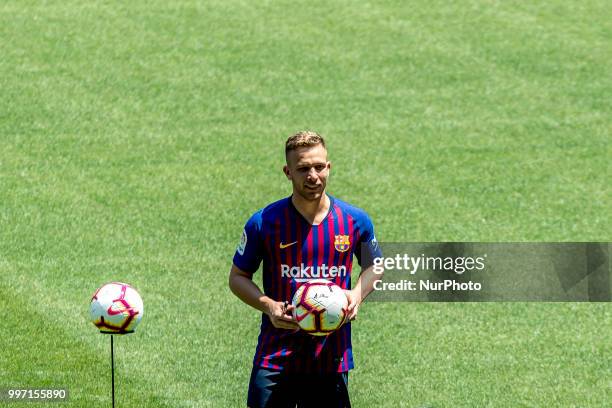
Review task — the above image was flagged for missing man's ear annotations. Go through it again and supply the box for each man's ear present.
[283,165,291,179]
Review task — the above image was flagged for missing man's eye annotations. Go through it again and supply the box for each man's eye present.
[315,165,325,171]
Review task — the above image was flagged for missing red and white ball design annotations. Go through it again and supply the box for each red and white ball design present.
[90,282,143,334]
[292,279,348,336]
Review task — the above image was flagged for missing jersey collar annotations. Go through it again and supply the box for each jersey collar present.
[288,193,335,226]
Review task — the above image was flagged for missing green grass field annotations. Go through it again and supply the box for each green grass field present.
[1,0,610,406]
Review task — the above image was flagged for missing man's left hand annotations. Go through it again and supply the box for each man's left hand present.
[343,289,362,322]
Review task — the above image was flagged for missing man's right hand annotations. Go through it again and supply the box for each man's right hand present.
[266,300,300,330]
[229,264,300,331]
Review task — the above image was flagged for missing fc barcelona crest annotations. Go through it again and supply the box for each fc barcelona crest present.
[334,235,350,252]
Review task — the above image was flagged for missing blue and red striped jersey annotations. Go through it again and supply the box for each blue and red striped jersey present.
[233,194,381,373]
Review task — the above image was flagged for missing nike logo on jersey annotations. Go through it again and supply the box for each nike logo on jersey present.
[279,241,297,249]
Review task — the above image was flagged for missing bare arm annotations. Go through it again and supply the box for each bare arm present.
[345,265,383,321]
[353,265,383,301]
[229,264,299,330]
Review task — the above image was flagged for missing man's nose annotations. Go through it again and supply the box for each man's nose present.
[307,168,317,180]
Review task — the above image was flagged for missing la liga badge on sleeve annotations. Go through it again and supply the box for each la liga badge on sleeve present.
[237,229,247,255]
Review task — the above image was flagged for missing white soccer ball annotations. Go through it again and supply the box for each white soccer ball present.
[90,282,144,334]
[292,279,348,336]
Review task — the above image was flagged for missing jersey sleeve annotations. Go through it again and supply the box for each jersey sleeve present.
[232,211,264,274]
[355,214,382,269]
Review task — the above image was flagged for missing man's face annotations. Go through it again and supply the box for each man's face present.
[284,144,331,201]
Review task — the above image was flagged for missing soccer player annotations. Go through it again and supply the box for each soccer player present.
[229,131,382,408]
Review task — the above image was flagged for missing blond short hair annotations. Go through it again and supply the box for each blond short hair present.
[285,131,326,157]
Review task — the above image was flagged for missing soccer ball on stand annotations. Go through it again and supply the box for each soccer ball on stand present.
[292,279,348,336]
[90,282,144,334]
